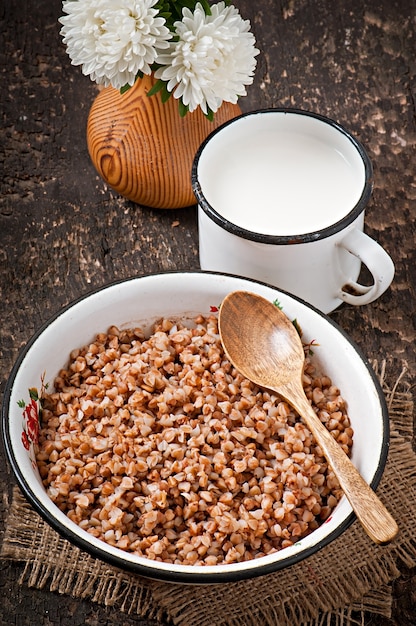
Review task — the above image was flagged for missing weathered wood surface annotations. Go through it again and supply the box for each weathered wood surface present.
[1,0,415,624]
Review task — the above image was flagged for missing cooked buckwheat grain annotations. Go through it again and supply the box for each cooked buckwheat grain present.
[36,314,353,565]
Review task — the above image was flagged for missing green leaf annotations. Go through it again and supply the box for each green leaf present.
[172,0,198,19]
[178,100,189,117]
[29,388,39,401]
[170,1,187,21]
[161,84,172,102]
[204,107,215,122]
[273,299,283,310]
[17,399,26,408]
[147,79,166,97]
[147,79,174,105]
[155,0,175,29]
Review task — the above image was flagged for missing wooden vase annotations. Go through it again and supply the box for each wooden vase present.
[86,75,242,209]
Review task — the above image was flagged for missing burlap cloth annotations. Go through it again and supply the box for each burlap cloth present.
[2,360,416,626]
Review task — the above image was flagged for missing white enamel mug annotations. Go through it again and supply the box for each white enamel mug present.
[192,109,395,314]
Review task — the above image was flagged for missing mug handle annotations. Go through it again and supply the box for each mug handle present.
[338,228,395,305]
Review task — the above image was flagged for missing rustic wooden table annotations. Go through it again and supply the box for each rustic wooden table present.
[1,0,415,624]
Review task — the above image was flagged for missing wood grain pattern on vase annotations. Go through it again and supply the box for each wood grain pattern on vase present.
[87,75,241,209]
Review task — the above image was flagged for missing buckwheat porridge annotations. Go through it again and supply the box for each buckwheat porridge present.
[36,313,353,565]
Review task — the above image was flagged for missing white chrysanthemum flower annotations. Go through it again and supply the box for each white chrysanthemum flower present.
[154,2,259,114]
[59,0,171,89]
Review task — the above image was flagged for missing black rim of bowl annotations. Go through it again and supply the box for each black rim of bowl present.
[1,270,390,584]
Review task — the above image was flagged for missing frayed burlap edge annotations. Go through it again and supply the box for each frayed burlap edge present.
[2,360,415,626]
[1,490,165,622]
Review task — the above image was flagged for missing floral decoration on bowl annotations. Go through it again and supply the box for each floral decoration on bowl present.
[59,0,259,118]
[18,374,47,470]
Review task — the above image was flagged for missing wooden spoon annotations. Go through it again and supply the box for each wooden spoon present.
[218,290,399,545]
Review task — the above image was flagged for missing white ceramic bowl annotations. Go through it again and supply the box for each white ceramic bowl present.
[2,272,389,584]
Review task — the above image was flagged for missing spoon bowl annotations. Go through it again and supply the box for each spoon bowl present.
[219,290,399,545]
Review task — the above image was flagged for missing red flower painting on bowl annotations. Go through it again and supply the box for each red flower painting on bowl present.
[20,396,40,450]
[18,375,46,469]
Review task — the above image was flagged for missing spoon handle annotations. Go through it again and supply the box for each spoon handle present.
[287,382,399,545]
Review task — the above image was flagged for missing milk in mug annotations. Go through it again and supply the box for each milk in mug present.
[193,109,394,313]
